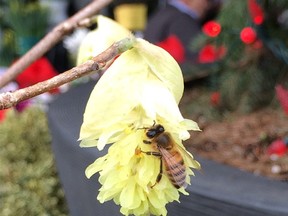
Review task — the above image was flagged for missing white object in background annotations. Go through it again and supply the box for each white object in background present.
[63,28,89,60]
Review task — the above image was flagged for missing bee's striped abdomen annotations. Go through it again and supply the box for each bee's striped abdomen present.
[162,150,186,189]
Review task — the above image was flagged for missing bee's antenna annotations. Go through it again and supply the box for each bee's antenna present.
[137,120,157,130]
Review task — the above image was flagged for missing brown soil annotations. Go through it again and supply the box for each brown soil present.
[181,87,288,182]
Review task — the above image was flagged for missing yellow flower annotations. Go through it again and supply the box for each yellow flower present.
[78,16,200,216]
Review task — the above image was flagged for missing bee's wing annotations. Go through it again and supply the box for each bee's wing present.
[177,143,201,170]
[168,132,200,170]
[158,147,187,188]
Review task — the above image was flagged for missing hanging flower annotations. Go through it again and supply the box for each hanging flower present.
[78,16,200,216]
[240,27,257,44]
[247,0,264,25]
[202,20,222,37]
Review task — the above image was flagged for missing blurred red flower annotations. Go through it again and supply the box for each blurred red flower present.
[202,20,222,37]
[0,109,8,122]
[198,44,227,63]
[252,39,263,49]
[15,57,59,94]
[240,27,257,44]
[156,35,185,63]
[267,139,287,156]
[248,0,264,25]
[210,91,221,106]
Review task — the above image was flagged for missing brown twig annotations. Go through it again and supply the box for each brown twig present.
[0,37,135,110]
[0,0,113,88]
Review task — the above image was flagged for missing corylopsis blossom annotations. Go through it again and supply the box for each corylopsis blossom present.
[78,15,200,216]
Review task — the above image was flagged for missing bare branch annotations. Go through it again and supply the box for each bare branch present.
[0,0,113,88]
[0,37,135,110]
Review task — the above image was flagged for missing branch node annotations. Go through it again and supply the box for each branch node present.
[78,16,98,28]
[62,22,74,33]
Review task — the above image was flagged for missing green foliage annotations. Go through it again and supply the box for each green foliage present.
[215,1,248,61]
[4,0,49,37]
[0,108,68,216]
[0,0,49,64]
[0,29,17,66]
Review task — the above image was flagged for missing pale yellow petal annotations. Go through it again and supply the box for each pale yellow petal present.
[97,127,123,150]
[132,200,149,216]
[147,190,165,209]
[120,177,141,209]
[79,139,98,148]
[135,38,184,103]
[85,155,107,178]
[163,186,180,203]
[140,79,184,122]
[79,50,147,140]
[98,181,126,203]
[77,15,132,65]
[180,118,201,131]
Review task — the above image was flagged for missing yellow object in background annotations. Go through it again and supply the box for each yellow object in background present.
[114,3,148,31]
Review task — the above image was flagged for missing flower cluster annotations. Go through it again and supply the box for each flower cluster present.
[200,0,265,58]
[199,20,226,63]
[78,16,200,215]
[241,0,264,45]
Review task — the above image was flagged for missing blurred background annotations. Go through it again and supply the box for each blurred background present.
[0,0,288,215]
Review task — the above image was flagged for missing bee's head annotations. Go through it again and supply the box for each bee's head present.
[146,124,165,138]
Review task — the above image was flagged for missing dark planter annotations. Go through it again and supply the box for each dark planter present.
[48,81,288,216]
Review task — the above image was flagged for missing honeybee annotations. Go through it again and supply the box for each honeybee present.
[142,124,187,189]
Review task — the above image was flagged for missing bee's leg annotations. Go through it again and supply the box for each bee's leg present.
[143,140,152,144]
[141,150,161,157]
[151,158,163,188]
